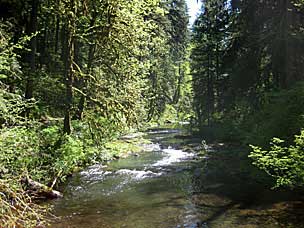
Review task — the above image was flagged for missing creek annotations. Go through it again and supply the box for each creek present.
[49,128,304,228]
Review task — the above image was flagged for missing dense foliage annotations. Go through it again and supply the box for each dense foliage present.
[250,131,304,188]
[0,0,190,226]
[191,0,304,188]
[3,0,304,225]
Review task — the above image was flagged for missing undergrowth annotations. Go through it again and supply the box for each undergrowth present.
[0,119,147,227]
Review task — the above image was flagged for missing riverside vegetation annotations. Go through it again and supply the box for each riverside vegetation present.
[1,0,304,227]
[0,0,190,226]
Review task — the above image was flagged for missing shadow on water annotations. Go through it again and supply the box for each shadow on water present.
[49,128,304,228]
[188,144,304,228]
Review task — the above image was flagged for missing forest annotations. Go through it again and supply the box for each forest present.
[0,0,304,227]
[191,0,304,188]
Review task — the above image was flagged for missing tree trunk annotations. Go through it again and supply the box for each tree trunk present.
[24,0,38,116]
[74,12,96,120]
[207,51,214,127]
[172,63,183,104]
[63,2,76,134]
[74,42,95,120]
[54,0,60,54]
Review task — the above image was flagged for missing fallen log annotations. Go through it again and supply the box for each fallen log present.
[21,177,63,199]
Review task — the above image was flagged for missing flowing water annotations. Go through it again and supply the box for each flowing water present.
[50,129,304,228]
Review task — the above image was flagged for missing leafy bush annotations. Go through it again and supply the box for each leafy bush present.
[249,130,304,188]
[0,127,41,177]
[0,23,35,126]
[52,135,86,179]
[84,113,126,145]
[0,124,85,183]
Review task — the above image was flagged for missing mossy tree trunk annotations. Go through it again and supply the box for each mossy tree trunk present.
[63,1,76,135]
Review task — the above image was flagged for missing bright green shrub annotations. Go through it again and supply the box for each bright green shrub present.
[53,135,85,178]
[0,127,40,176]
[249,130,304,188]
[0,124,85,183]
